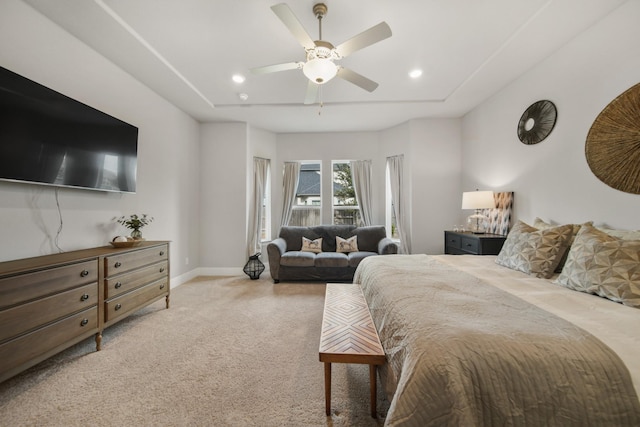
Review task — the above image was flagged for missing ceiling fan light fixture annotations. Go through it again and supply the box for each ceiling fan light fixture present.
[303,58,337,84]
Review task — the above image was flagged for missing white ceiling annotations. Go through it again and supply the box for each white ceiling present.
[24,0,625,133]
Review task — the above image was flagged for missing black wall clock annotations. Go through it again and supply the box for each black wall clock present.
[517,100,557,145]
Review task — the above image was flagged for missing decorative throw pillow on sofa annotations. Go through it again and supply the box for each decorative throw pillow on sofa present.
[301,237,323,253]
[555,225,640,308]
[336,236,358,253]
[495,220,573,278]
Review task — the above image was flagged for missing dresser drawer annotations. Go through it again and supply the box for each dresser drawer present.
[104,245,168,277]
[105,278,168,323]
[105,261,168,299]
[0,283,98,343]
[0,307,98,377]
[460,236,480,253]
[0,260,98,310]
[445,232,461,250]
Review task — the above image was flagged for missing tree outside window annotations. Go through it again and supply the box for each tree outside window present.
[332,161,361,226]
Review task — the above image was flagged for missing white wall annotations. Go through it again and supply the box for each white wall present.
[462,1,640,230]
[0,0,201,285]
[199,122,249,274]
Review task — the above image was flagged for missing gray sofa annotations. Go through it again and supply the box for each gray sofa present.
[267,225,398,283]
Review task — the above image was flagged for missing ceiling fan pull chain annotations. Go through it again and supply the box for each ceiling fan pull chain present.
[318,86,323,115]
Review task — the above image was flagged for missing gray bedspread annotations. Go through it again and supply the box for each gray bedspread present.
[354,254,640,426]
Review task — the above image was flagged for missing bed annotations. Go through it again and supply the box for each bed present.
[353,221,640,426]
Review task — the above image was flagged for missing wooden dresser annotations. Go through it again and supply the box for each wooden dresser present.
[0,241,169,383]
[444,231,506,255]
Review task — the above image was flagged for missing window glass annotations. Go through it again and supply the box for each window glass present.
[260,165,271,241]
[290,162,321,226]
[386,164,399,239]
[332,161,361,226]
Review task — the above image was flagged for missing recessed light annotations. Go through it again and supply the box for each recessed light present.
[232,74,246,84]
[409,69,423,79]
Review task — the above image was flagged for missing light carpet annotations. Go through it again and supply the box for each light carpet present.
[0,276,389,426]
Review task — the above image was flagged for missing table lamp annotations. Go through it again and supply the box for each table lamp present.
[462,190,494,234]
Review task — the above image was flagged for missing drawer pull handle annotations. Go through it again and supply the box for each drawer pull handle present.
[80,294,90,301]
[159,267,165,273]
[80,319,89,327]
[114,262,122,268]
[159,251,165,256]
[80,270,90,277]
[160,283,165,290]
[466,243,473,247]
[115,303,122,311]
[115,282,122,289]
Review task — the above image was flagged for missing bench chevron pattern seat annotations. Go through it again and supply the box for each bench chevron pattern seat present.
[319,283,385,417]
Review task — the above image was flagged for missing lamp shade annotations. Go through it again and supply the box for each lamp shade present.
[303,58,338,84]
[462,191,495,210]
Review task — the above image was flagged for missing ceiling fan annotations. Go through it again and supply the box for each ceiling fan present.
[251,2,392,105]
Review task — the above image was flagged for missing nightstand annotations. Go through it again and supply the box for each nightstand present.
[444,231,506,255]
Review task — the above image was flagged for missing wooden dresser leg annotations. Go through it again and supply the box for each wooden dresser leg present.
[95,331,102,351]
[370,364,377,418]
[324,362,332,416]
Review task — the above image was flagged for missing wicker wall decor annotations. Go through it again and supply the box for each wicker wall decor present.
[585,82,640,195]
[517,100,557,145]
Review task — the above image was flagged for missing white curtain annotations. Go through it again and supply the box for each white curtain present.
[387,155,412,254]
[351,160,373,226]
[280,161,300,228]
[246,157,270,259]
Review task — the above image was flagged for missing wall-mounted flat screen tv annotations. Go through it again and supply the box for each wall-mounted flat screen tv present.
[0,66,138,193]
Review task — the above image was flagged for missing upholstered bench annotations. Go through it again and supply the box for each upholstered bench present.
[319,283,385,418]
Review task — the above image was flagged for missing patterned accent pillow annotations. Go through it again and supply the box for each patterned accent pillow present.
[336,236,358,253]
[301,237,322,253]
[533,217,593,272]
[495,220,573,278]
[555,225,640,308]
[596,227,640,241]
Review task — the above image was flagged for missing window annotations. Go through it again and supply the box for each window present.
[260,165,271,241]
[386,164,399,239]
[290,161,321,226]
[332,161,361,226]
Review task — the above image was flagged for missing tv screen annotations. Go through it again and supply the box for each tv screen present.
[0,66,138,193]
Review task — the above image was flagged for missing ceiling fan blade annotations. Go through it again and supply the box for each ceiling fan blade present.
[271,3,316,50]
[251,62,303,75]
[304,81,319,105]
[336,67,379,92]
[335,22,392,58]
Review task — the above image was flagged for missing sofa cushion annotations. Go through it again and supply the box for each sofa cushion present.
[279,226,321,251]
[352,226,388,252]
[281,251,315,267]
[308,225,356,252]
[348,251,377,268]
[336,236,358,253]
[301,237,323,253]
[315,252,349,268]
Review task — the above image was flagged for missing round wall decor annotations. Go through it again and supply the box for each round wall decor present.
[586,82,640,195]
[517,100,557,145]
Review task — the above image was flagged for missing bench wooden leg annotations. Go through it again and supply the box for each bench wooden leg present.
[324,362,331,416]
[369,364,377,418]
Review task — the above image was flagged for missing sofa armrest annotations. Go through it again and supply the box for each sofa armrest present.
[378,237,398,255]
[267,238,288,282]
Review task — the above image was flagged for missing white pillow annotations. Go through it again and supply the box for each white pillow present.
[301,237,322,253]
[336,236,358,253]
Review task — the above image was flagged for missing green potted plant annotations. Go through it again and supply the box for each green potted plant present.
[115,214,154,240]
